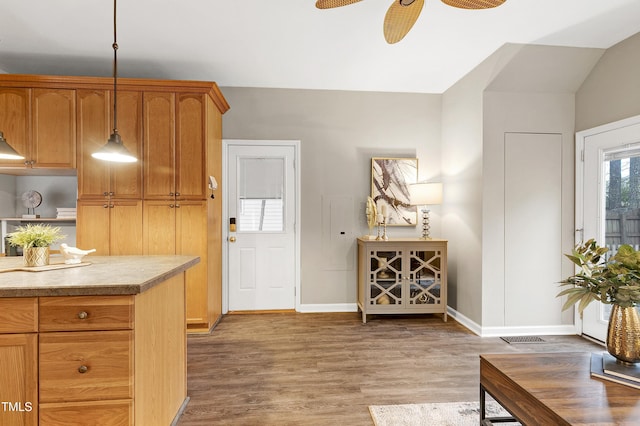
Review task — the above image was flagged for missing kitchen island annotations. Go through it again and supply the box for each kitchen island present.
[0,255,198,426]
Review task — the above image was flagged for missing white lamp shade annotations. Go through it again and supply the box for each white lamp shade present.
[409,182,443,206]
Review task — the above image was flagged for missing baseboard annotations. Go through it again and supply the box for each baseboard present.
[297,303,358,313]
[480,324,579,338]
[446,306,580,337]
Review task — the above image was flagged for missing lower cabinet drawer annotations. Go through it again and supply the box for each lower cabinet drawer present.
[0,297,38,333]
[39,295,134,332]
[39,330,133,403]
[39,399,133,426]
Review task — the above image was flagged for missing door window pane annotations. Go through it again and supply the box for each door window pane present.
[602,147,640,321]
[237,157,284,232]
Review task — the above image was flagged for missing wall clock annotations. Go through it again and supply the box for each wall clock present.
[22,190,43,217]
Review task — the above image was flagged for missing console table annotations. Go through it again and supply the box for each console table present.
[479,352,640,425]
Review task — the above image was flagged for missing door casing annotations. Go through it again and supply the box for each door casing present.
[222,139,301,314]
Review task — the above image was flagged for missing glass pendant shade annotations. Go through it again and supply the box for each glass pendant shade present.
[92,131,136,163]
[0,131,25,160]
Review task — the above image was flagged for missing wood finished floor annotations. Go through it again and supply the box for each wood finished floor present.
[178,312,603,426]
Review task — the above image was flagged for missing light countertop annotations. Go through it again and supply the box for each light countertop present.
[0,255,199,297]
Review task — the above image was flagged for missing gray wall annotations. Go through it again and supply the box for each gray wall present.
[576,32,640,131]
[221,87,442,305]
[0,175,77,249]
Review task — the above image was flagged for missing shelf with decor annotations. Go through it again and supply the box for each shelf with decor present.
[1,218,77,256]
[357,237,447,323]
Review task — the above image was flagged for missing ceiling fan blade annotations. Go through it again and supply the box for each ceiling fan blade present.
[441,0,506,9]
[383,0,425,44]
[316,0,363,9]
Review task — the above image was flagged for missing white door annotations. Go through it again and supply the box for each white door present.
[227,143,297,311]
[578,117,640,341]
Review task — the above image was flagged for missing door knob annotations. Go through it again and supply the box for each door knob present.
[229,236,236,243]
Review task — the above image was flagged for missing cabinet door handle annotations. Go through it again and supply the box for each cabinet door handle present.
[175,204,181,208]
[103,192,109,196]
[109,191,114,196]
[109,204,115,208]
[169,204,174,208]
[175,192,180,197]
[78,365,89,374]
[169,192,174,196]
[103,204,109,208]
[77,311,88,320]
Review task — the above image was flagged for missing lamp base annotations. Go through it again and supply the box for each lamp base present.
[420,208,431,239]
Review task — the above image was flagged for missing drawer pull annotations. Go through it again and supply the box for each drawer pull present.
[77,311,89,320]
[78,365,89,374]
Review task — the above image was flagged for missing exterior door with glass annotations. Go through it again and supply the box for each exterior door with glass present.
[227,144,296,311]
[578,117,640,341]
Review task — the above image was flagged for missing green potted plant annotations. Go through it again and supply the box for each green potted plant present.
[559,238,640,365]
[7,223,65,267]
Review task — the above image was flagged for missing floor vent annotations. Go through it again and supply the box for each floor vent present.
[500,336,545,344]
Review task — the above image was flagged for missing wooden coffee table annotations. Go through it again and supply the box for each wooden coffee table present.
[480,352,640,425]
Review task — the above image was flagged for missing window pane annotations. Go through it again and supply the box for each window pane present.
[237,157,284,232]
[602,148,640,322]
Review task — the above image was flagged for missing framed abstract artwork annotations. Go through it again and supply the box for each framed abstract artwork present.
[371,157,418,226]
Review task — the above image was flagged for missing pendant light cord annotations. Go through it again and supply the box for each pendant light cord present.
[112,0,119,133]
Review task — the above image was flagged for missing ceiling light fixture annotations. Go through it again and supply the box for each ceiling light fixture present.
[0,131,25,160]
[92,0,137,163]
[316,0,507,44]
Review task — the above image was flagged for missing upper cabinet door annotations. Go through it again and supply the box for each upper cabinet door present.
[110,91,143,199]
[143,92,175,199]
[77,89,110,199]
[77,90,142,200]
[0,88,30,167]
[176,93,206,199]
[31,88,76,168]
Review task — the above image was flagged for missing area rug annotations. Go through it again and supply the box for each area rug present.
[369,401,520,426]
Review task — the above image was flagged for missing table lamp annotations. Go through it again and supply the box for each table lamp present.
[409,182,443,239]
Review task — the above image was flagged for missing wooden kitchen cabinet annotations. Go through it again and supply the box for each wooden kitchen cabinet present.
[143,92,207,200]
[0,334,38,426]
[0,87,76,169]
[0,88,30,168]
[143,92,175,199]
[0,74,229,334]
[31,89,76,169]
[38,296,135,425]
[77,90,142,200]
[76,200,143,256]
[143,200,209,326]
[0,298,38,426]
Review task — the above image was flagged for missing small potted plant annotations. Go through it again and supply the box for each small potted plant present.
[7,223,65,267]
[559,239,640,365]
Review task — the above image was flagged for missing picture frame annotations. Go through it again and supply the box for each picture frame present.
[371,157,418,226]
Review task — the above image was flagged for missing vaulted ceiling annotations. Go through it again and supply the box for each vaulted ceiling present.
[1,0,639,93]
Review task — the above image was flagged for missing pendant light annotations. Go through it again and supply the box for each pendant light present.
[0,131,25,160]
[92,0,137,163]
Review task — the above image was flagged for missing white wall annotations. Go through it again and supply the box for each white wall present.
[443,43,601,332]
[441,44,522,326]
[481,92,577,330]
[221,87,442,306]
